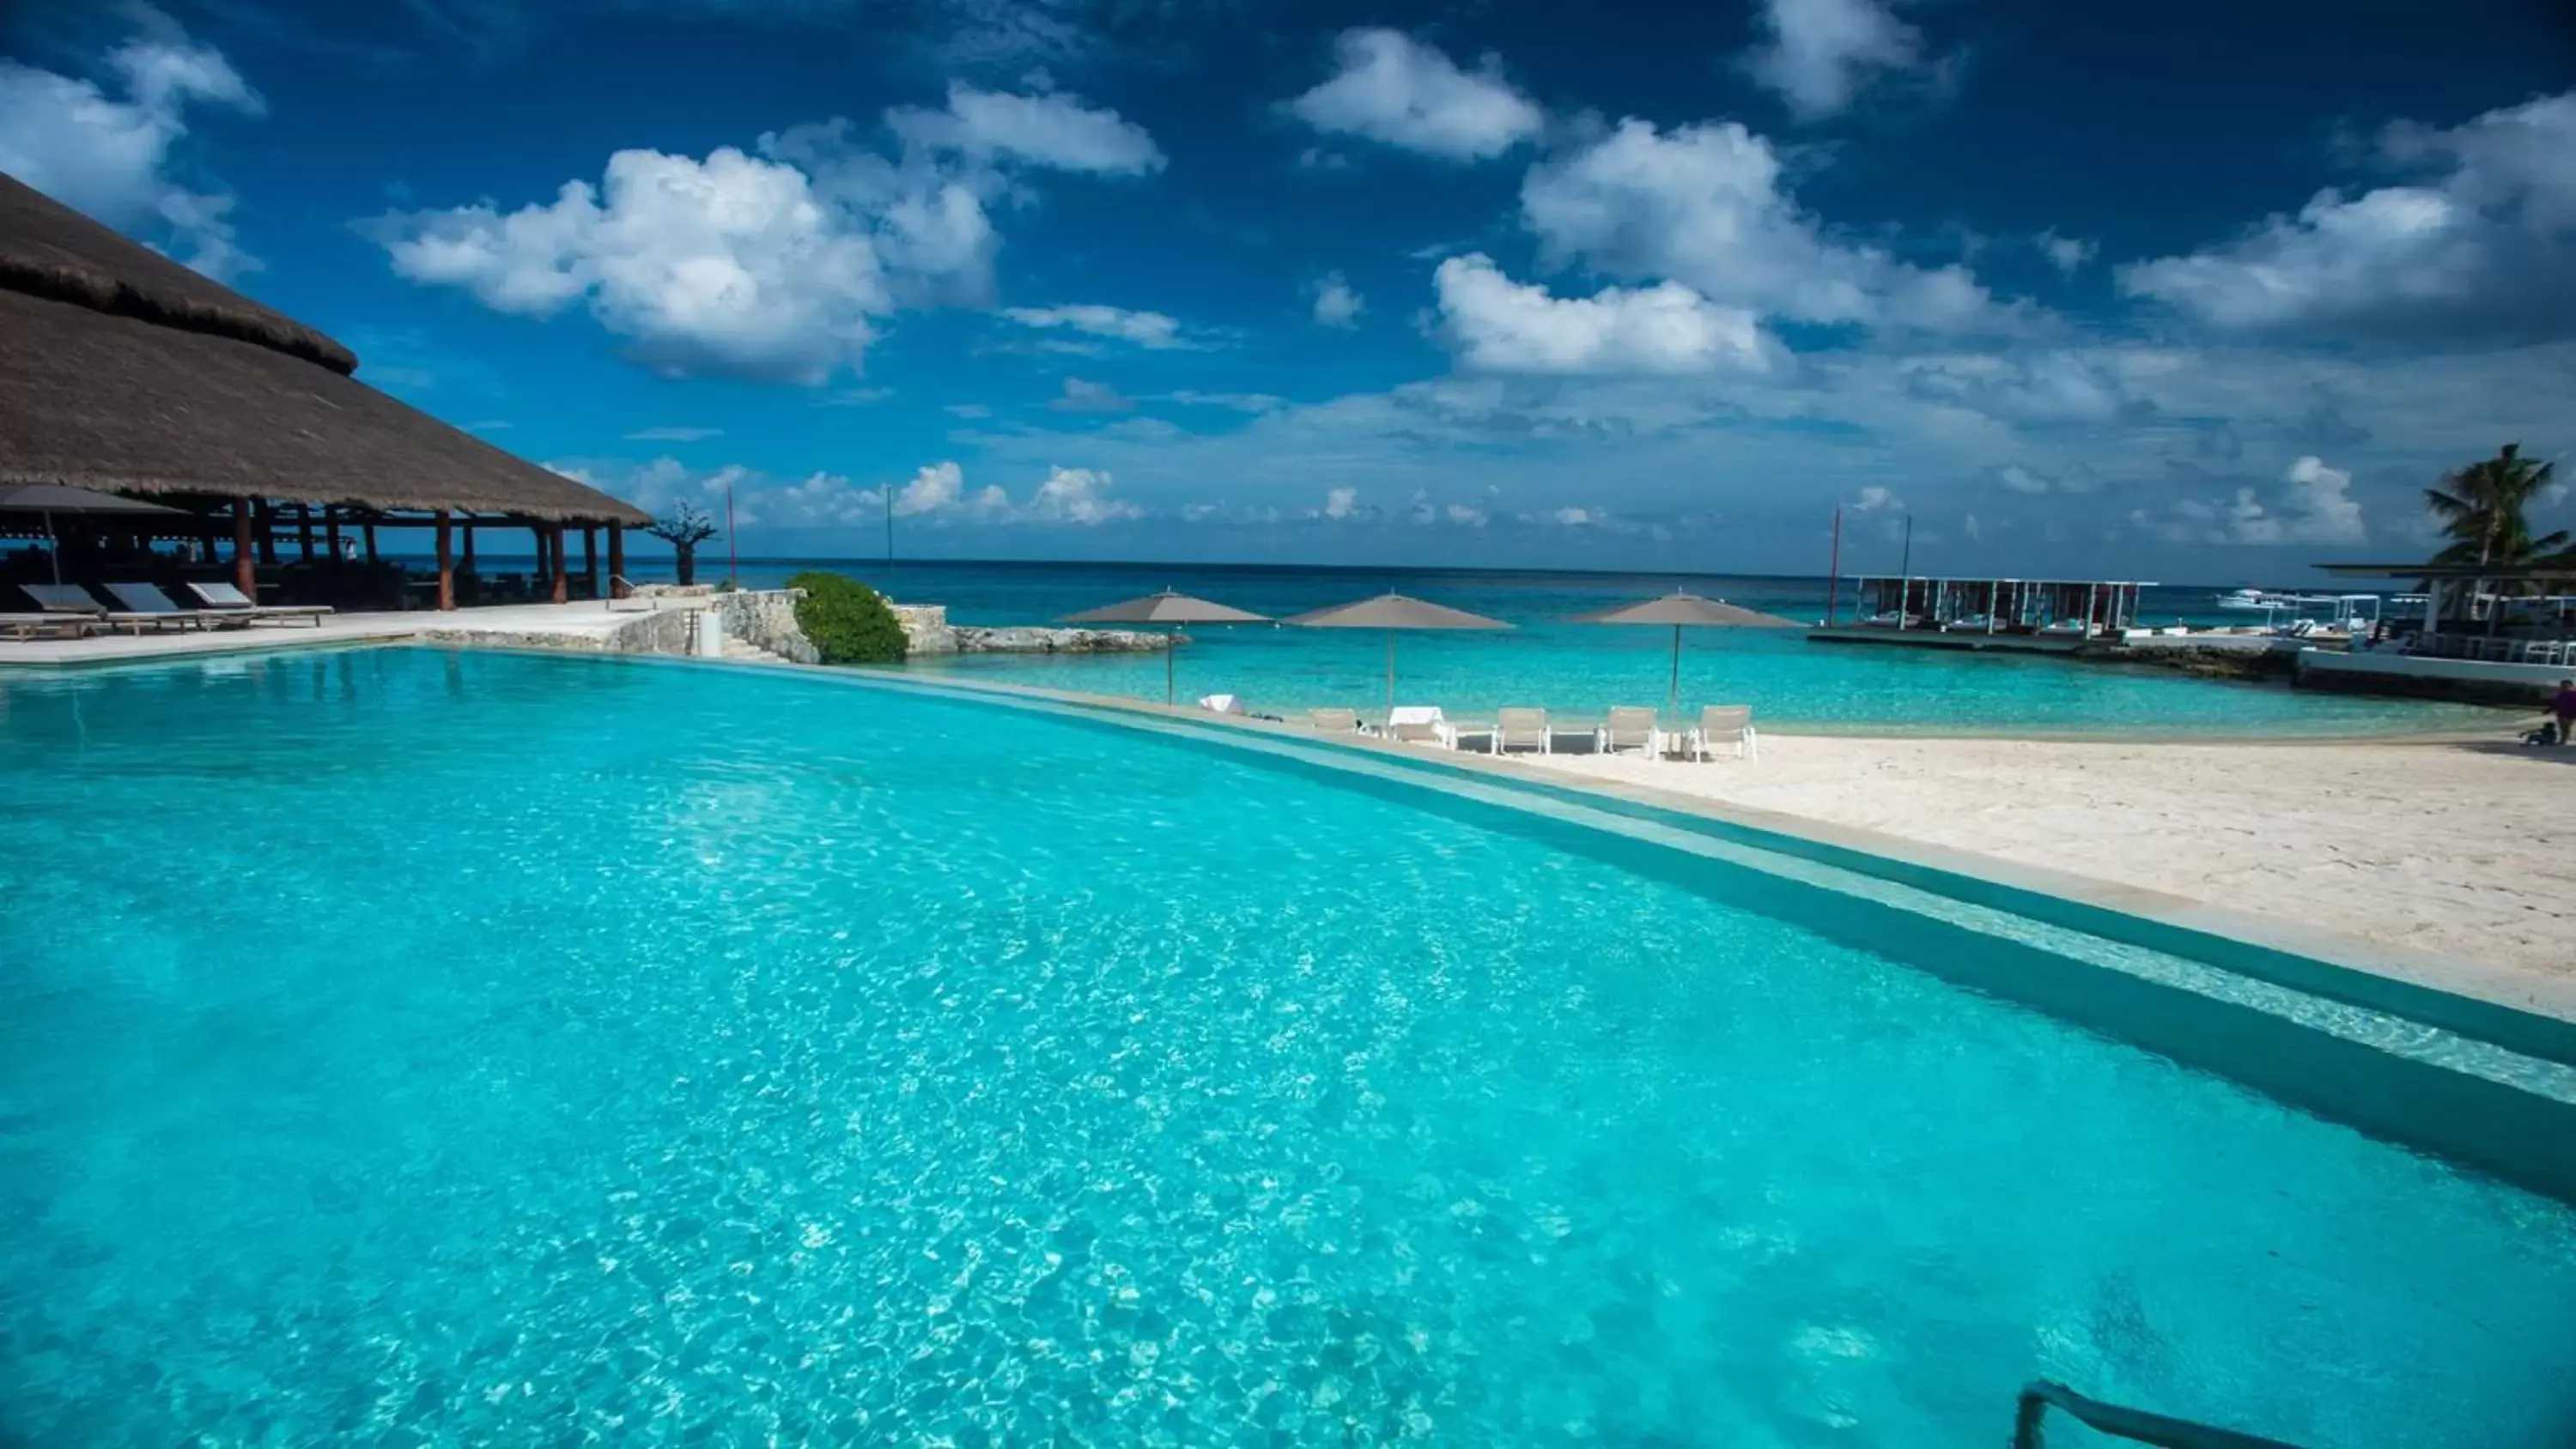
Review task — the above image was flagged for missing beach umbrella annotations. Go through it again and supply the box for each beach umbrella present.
[1569,590,1798,719]
[1283,591,1514,713]
[1059,588,1270,705]
[0,483,191,585]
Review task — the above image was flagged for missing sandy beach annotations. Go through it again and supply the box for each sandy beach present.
[1528,733,2576,985]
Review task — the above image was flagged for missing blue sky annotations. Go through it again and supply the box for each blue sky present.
[3,0,2573,579]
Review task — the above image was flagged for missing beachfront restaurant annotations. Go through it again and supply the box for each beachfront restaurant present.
[2293,561,2576,700]
[1815,574,2149,646]
[0,172,646,625]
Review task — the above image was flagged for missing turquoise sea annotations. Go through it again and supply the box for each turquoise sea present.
[638,557,2493,737]
[4,650,2572,1444]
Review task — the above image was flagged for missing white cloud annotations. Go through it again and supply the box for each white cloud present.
[1897,350,2148,423]
[1433,252,1778,376]
[2147,455,2368,547]
[1520,118,2010,333]
[1323,486,1360,519]
[1297,147,1351,172]
[1287,28,1544,162]
[885,82,1164,176]
[1167,390,1286,413]
[1852,485,1901,512]
[1000,303,1183,348]
[625,425,722,441]
[1051,377,1133,412]
[373,83,1164,382]
[2120,91,2576,342]
[1551,506,1596,526]
[1743,0,1924,121]
[2038,231,2096,274]
[0,27,264,279]
[1446,502,1490,526]
[1024,465,1140,524]
[1311,271,1365,327]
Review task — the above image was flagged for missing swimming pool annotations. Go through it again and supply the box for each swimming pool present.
[3,648,2571,1444]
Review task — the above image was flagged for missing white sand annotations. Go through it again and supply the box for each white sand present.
[1527,734,2576,983]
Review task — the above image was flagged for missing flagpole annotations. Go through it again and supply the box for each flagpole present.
[1825,506,1842,626]
[725,482,739,590]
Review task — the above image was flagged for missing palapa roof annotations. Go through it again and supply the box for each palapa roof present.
[0,172,647,525]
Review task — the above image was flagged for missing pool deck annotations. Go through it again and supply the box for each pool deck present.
[0,600,657,666]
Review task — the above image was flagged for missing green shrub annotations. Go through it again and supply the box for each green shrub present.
[789,571,907,664]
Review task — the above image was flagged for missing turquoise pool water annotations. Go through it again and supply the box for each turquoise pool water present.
[3,649,2570,1445]
[732,561,2497,737]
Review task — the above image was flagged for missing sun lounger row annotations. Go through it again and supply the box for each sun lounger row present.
[1299,703,1757,761]
[15,582,333,633]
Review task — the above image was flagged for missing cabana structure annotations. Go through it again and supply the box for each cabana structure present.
[2296,561,2576,702]
[0,173,646,613]
[1810,574,2151,652]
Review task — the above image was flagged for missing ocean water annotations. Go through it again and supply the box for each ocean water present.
[623,557,2489,737]
[4,649,2572,1446]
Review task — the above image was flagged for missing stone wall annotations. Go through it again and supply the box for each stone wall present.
[892,603,959,656]
[716,590,818,664]
[952,625,1170,653]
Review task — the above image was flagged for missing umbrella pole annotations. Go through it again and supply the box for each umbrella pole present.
[1385,630,1395,716]
[1166,627,1176,706]
[1668,624,1680,720]
[45,509,60,586]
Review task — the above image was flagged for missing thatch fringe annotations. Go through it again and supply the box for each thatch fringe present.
[0,254,358,375]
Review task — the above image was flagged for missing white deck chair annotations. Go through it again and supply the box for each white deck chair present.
[1597,706,1660,756]
[1686,705,1758,761]
[1493,706,1550,755]
[102,582,224,631]
[185,580,334,626]
[1309,706,1362,733]
[1197,693,1246,715]
[1386,705,1455,749]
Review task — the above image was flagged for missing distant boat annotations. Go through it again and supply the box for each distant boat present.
[2217,588,2283,611]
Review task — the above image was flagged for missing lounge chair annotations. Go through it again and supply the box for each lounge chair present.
[1597,706,1660,757]
[0,612,96,640]
[1309,707,1363,733]
[184,580,334,626]
[1493,706,1551,755]
[25,582,193,634]
[102,582,224,631]
[1685,704,1758,761]
[1385,706,1455,749]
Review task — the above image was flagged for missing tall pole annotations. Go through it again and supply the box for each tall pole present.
[1385,631,1396,716]
[884,482,896,573]
[43,511,60,585]
[1166,627,1176,706]
[726,482,739,591]
[1825,506,1843,626]
[1897,512,1914,628]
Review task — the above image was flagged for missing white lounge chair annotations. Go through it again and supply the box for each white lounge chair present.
[1197,693,1247,715]
[1309,706,1362,733]
[1493,706,1551,755]
[1685,704,1758,761]
[1,612,96,640]
[102,582,222,631]
[184,580,333,626]
[1597,706,1660,756]
[1385,706,1455,749]
[27,583,191,634]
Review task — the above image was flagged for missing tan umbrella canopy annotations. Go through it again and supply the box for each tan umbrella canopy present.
[1283,591,1514,712]
[0,482,190,585]
[1569,590,1797,719]
[1060,588,1270,704]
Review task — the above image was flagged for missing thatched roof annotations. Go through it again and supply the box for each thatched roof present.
[0,173,647,525]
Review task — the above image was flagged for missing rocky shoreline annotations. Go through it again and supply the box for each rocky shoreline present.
[889,603,1169,656]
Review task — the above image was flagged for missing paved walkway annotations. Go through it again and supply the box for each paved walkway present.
[0,599,678,668]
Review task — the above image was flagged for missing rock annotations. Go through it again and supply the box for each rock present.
[951,626,1173,653]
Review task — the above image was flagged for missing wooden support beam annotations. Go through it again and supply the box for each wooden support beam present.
[607,523,625,597]
[461,521,477,575]
[255,500,277,566]
[550,524,568,603]
[434,509,455,611]
[325,508,343,561]
[583,525,598,598]
[297,504,315,562]
[233,501,256,597]
[363,523,378,563]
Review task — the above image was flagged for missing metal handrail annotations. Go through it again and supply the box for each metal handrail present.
[2012,1382,2306,1449]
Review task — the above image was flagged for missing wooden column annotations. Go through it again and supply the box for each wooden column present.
[460,521,477,576]
[325,509,342,561]
[256,500,277,565]
[297,504,314,562]
[434,510,455,611]
[363,522,379,564]
[233,501,256,596]
[582,526,598,598]
[550,524,569,603]
[607,524,625,597]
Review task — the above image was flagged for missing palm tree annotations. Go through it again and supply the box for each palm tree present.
[2424,443,2567,578]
